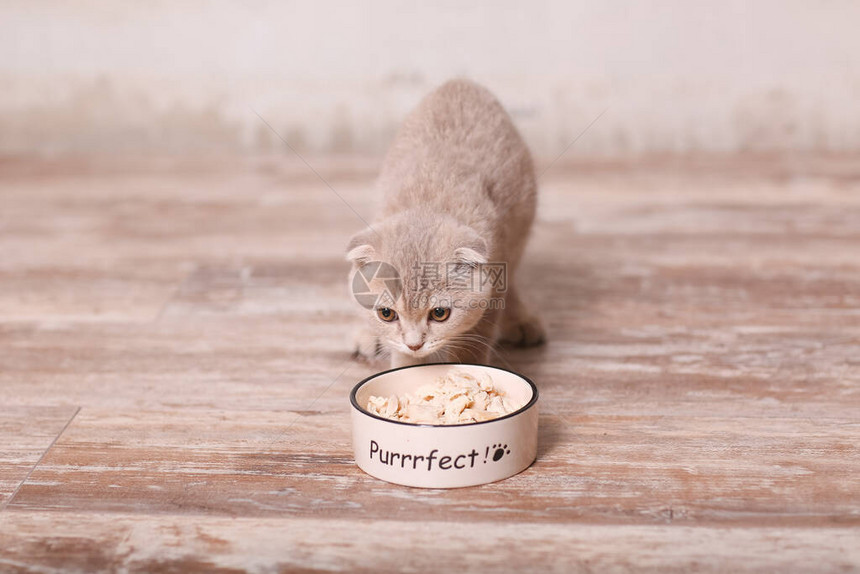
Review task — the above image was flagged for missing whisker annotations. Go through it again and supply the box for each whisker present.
[444,333,506,365]
[447,333,514,369]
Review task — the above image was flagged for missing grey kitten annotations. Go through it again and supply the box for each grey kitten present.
[347,79,544,368]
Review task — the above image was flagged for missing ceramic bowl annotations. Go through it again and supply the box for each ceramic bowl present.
[350,362,539,488]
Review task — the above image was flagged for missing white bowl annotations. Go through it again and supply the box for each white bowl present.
[350,363,539,488]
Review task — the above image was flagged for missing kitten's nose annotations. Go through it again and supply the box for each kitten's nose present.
[407,342,424,352]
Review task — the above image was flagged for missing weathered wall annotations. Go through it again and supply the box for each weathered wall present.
[2,1,858,156]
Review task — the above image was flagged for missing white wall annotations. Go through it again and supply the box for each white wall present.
[2,0,858,156]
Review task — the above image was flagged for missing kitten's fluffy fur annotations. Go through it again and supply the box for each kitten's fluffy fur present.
[347,79,544,368]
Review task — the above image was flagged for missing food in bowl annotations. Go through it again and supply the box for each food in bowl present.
[366,368,524,425]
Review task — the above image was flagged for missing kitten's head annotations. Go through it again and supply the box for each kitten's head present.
[347,209,494,360]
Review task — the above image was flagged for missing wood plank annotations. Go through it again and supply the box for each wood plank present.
[0,511,857,573]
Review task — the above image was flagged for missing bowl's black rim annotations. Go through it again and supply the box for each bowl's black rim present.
[349,362,539,428]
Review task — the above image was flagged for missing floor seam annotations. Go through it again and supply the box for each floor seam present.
[0,406,82,513]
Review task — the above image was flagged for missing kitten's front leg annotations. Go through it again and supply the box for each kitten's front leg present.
[352,327,384,364]
[498,286,546,347]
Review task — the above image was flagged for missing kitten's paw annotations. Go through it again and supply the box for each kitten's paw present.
[352,328,384,363]
[499,314,546,348]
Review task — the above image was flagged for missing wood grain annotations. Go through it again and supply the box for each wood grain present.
[0,154,858,572]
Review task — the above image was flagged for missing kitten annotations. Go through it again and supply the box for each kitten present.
[347,79,544,368]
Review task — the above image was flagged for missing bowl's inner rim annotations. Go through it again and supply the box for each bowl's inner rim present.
[349,362,539,428]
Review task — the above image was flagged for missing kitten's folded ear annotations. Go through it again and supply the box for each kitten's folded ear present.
[453,235,488,268]
[346,227,377,267]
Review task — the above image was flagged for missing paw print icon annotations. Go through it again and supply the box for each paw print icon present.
[489,443,510,462]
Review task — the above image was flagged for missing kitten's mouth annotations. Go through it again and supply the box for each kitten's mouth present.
[407,346,434,358]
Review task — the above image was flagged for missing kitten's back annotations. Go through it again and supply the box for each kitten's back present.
[377,79,536,236]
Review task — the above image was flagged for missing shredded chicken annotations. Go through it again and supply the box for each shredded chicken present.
[366,369,523,425]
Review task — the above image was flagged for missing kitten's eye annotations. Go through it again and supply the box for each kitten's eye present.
[376,307,398,322]
[429,307,451,322]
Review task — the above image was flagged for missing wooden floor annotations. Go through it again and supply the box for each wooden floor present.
[0,154,858,572]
